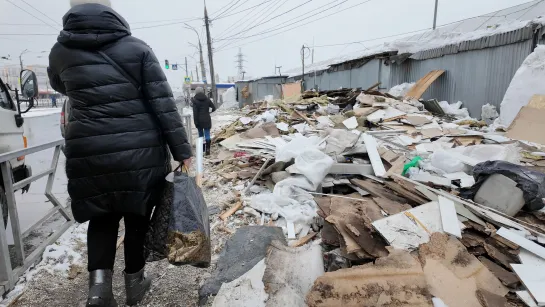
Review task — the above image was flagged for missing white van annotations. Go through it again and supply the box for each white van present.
[0,70,39,225]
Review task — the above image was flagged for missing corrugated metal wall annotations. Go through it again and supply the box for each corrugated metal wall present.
[389,40,533,116]
[297,59,385,91]
[235,77,286,106]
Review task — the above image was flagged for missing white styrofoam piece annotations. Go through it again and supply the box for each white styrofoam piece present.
[519,248,545,267]
[444,151,480,166]
[497,228,545,260]
[511,264,545,306]
[342,116,358,129]
[287,221,296,240]
[517,291,538,307]
[439,196,462,238]
[372,202,443,250]
[362,134,386,178]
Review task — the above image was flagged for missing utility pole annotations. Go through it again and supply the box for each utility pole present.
[196,65,200,83]
[184,23,207,84]
[185,57,188,76]
[275,66,282,76]
[433,0,439,30]
[204,5,218,103]
[300,45,310,93]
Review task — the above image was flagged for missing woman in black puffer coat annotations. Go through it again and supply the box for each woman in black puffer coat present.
[48,1,192,306]
[191,87,216,156]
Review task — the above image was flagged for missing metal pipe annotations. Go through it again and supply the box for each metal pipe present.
[433,0,439,30]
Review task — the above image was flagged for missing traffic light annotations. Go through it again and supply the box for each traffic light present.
[165,60,170,69]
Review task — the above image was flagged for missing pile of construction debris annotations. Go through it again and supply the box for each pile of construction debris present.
[200,75,545,307]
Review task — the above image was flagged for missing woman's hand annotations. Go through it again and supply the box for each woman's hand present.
[183,158,192,170]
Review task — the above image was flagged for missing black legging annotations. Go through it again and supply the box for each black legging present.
[87,213,150,274]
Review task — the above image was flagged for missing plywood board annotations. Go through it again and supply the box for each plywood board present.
[511,264,545,306]
[506,106,545,146]
[438,196,462,238]
[282,81,302,99]
[405,70,445,100]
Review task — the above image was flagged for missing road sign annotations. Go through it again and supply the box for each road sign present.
[184,76,191,84]
[172,64,178,70]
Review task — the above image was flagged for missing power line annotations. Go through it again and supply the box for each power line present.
[217,0,313,41]
[0,33,57,36]
[211,0,238,19]
[222,0,289,40]
[216,0,376,52]
[20,0,62,27]
[215,0,246,19]
[214,0,283,40]
[216,0,357,50]
[4,0,59,31]
[217,0,349,43]
[130,17,201,25]
[212,0,276,20]
[132,20,203,30]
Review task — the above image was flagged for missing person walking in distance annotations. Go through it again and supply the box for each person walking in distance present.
[47,1,192,306]
[191,87,216,156]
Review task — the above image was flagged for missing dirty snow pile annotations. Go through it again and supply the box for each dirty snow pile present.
[0,223,88,306]
[388,82,415,97]
[221,87,238,109]
[496,45,545,128]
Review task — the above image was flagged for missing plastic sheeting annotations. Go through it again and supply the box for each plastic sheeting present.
[461,161,545,212]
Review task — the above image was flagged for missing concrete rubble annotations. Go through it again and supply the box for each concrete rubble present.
[200,81,545,307]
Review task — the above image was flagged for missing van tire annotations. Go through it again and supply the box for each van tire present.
[0,186,7,228]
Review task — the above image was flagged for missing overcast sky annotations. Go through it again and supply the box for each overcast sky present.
[0,0,533,90]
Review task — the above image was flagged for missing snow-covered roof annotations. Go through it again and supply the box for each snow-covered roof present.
[283,0,545,78]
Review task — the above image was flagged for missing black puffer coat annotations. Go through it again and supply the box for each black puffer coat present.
[191,92,216,129]
[48,4,192,223]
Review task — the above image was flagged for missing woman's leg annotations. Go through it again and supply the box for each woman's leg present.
[204,129,211,156]
[122,213,150,274]
[204,129,211,142]
[197,128,204,138]
[87,214,122,271]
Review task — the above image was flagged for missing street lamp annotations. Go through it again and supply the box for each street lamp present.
[19,50,47,70]
[184,23,207,84]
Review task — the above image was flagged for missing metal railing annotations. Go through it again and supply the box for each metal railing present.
[180,113,193,146]
[0,139,73,296]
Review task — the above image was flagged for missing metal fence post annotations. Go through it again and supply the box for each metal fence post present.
[0,162,13,292]
[0,163,25,266]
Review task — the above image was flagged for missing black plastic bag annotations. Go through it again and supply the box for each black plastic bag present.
[144,171,211,267]
[460,160,545,212]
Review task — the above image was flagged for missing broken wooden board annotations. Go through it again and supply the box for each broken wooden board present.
[506,107,545,146]
[372,197,412,215]
[483,242,517,269]
[478,256,519,288]
[362,134,386,177]
[351,179,408,204]
[418,233,508,307]
[476,289,508,307]
[511,264,545,306]
[384,181,429,205]
[372,202,444,250]
[405,70,445,100]
[306,250,433,307]
[438,196,462,238]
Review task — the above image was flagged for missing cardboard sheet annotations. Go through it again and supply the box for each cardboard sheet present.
[506,106,545,145]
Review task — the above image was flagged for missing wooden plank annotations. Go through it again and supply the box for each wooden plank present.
[365,82,381,91]
[438,196,462,238]
[362,134,386,178]
[497,227,545,260]
[476,289,508,307]
[350,179,408,204]
[511,264,545,306]
[291,232,318,247]
[405,70,445,99]
[372,197,411,215]
[220,202,242,221]
[483,243,515,269]
[478,256,520,288]
[384,181,428,205]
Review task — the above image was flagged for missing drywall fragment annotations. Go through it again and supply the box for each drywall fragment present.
[517,291,538,307]
[342,116,358,129]
[263,241,324,307]
[497,227,545,260]
[362,134,386,177]
[212,260,267,307]
[511,264,545,306]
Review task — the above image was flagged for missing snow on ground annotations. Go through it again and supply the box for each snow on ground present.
[388,82,415,97]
